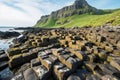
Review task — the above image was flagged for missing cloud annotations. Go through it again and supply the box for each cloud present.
[0,0,73,27]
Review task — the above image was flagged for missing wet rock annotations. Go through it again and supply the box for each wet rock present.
[0,53,9,61]
[86,74,100,80]
[31,58,41,67]
[97,50,107,60]
[16,63,30,74]
[110,59,120,71]
[117,41,120,48]
[74,69,89,80]
[97,35,106,43]
[11,72,25,80]
[52,49,80,71]
[113,72,120,79]
[84,61,96,72]
[66,57,79,71]
[9,54,23,69]
[67,74,81,80]
[4,27,120,80]
[101,75,118,80]
[97,64,118,75]
[33,65,50,80]
[69,49,87,60]
[113,49,120,55]
[23,68,38,80]
[0,31,20,39]
[38,51,55,70]
[53,62,71,80]
[13,35,28,44]
[0,61,8,71]
[7,48,21,57]
[0,49,5,55]
[87,54,97,62]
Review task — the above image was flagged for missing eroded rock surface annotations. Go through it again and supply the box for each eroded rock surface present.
[0,31,20,39]
[5,27,120,80]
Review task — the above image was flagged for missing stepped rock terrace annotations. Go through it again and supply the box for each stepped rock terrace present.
[0,26,120,80]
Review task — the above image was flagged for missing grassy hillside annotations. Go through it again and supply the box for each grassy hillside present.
[35,9,120,28]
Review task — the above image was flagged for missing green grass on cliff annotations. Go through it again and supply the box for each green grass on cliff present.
[35,9,120,28]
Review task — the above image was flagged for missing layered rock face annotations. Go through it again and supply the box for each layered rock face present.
[3,26,120,80]
[36,0,99,26]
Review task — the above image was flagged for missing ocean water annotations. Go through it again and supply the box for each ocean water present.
[0,27,13,32]
[0,27,23,50]
[0,27,24,80]
[0,27,23,32]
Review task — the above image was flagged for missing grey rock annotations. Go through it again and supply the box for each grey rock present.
[67,75,81,80]
[11,73,25,80]
[0,54,9,61]
[24,68,38,80]
[0,61,8,71]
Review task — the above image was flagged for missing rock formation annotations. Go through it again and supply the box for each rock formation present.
[1,26,119,80]
[0,31,20,39]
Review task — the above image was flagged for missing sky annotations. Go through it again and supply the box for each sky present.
[0,0,120,27]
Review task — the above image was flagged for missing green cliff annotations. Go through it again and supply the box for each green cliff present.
[35,0,120,28]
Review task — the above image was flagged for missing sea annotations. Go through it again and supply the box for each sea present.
[0,27,23,50]
[0,27,24,80]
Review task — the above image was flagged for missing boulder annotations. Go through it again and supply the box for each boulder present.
[101,75,118,80]
[38,51,54,70]
[97,50,107,60]
[31,58,41,67]
[24,68,38,80]
[107,54,120,62]
[113,72,120,79]
[105,46,113,52]
[52,49,79,71]
[97,64,118,75]
[33,65,50,80]
[22,52,37,63]
[86,74,100,80]
[11,72,25,80]
[0,61,8,71]
[0,31,20,39]
[0,50,5,55]
[75,69,89,80]
[94,70,106,78]
[69,49,87,60]
[9,54,23,69]
[113,50,120,55]
[0,54,9,61]
[49,54,58,62]
[87,54,97,62]
[117,41,120,48]
[13,35,28,44]
[110,59,120,71]
[53,62,71,80]
[67,75,81,80]
[7,48,21,57]
[84,62,96,72]
[40,57,54,70]
[16,63,30,74]
[66,57,79,71]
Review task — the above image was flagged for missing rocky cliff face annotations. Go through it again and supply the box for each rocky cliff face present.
[36,0,99,26]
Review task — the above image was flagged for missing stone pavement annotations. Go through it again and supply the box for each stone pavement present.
[3,27,120,80]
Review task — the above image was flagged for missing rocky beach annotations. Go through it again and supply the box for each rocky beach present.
[0,26,120,80]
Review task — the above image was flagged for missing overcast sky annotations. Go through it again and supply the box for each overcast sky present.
[0,0,120,27]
